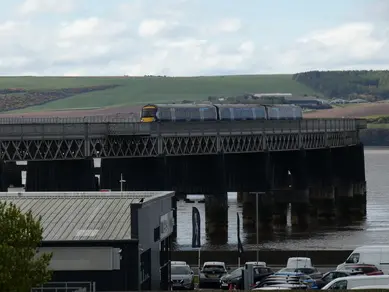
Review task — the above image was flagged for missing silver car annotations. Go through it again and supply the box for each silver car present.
[171,264,195,290]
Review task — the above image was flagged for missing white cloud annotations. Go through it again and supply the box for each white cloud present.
[0,1,389,76]
[214,18,242,33]
[273,22,389,72]
[18,0,76,15]
[138,19,169,38]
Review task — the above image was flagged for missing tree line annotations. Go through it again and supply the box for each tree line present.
[293,70,389,100]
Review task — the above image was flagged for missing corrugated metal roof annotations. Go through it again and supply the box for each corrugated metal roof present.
[0,191,173,241]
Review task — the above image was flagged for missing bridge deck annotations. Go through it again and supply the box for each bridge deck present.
[0,118,366,161]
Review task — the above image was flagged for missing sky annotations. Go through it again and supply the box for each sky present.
[1,0,389,76]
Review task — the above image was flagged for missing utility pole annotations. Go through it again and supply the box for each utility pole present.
[119,173,126,194]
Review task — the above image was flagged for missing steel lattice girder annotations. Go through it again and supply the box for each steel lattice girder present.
[0,131,359,161]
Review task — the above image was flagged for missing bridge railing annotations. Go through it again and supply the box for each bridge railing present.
[0,118,365,140]
[0,114,139,124]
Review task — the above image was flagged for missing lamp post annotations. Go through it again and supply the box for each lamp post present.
[119,173,126,194]
[255,192,266,262]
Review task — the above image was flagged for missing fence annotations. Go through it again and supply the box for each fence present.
[31,282,95,292]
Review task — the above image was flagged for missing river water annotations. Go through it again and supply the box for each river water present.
[175,147,389,251]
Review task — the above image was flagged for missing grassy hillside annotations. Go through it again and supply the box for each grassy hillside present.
[303,102,389,118]
[293,70,389,100]
[0,75,317,113]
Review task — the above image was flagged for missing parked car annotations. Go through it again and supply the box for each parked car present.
[276,267,322,279]
[170,264,195,290]
[253,283,308,290]
[253,272,318,289]
[220,266,273,289]
[343,264,384,275]
[337,245,389,274]
[171,261,188,266]
[286,257,313,269]
[315,270,364,289]
[198,261,228,289]
[322,275,389,290]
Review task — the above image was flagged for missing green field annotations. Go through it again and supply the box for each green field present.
[0,75,318,112]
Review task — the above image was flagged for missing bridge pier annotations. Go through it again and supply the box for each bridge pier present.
[352,181,367,218]
[242,192,274,229]
[335,183,354,219]
[3,162,23,188]
[308,149,336,222]
[204,193,228,245]
[289,151,310,228]
[350,144,367,218]
[171,195,178,240]
[272,202,288,226]
[0,160,6,191]
[290,191,310,227]
[25,158,96,191]
[313,187,336,221]
[237,191,244,203]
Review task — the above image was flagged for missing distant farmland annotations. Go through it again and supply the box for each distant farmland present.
[304,103,389,118]
[0,75,318,113]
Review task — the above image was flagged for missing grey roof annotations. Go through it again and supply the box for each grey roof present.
[0,191,173,241]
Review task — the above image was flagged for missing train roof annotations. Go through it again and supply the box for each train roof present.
[143,103,216,109]
[213,103,266,108]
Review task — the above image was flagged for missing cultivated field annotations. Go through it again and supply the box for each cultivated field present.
[0,75,318,113]
[304,103,389,118]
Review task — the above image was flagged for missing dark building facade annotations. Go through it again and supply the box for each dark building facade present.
[1,191,175,291]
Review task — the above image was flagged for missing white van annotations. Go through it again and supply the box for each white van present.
[351,285,389,290]
[322,275,389,290]
[286,257,312,268]
[337,245,389,273]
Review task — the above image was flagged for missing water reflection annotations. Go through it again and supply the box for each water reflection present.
[176,148,388,250]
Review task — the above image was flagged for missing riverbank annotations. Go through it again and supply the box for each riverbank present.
[172,250,351,266]
[360,128,389,146]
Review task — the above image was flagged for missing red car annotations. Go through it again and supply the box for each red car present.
[343,264,384,275]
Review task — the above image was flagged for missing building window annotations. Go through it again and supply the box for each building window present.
[154,226,160,242]
[140,249,151,291]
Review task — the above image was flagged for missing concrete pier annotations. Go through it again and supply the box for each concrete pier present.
[171,195,178,239]
[242,192,274,229]
[335,183,354,219]
[351,181,367,217]
[25,158,96,191]
[204,194,228,245]
[272,202,288,226]
[237,191,244,203]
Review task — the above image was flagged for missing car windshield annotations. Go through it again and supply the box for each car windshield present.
[171,265,191,275]
[229,268,243,277]
[278,268,314,274]
[203,265,225,273]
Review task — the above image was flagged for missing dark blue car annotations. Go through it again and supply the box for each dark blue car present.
[254,272,319,289]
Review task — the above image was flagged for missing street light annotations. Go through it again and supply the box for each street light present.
[255,192,266,262]
[119,173,126,193]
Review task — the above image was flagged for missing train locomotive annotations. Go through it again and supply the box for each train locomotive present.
[140,103,303,122]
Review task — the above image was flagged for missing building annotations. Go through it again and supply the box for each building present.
[284,96,332,109]
[0,191,175,291]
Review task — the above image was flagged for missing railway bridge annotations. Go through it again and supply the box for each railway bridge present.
[0,117,367,243]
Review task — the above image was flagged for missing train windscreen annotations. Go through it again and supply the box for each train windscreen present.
[142,106,157,118]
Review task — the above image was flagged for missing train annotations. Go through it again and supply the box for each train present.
[140,103,303,122]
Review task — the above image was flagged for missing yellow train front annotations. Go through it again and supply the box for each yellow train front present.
[140,104,219,122]
[139,103,303,122]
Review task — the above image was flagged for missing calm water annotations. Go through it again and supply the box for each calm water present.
[175,147,389,250]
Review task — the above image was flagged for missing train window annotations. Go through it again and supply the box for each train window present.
[242,108,254,120]
[142,107,157,118]
[233,108,253,120]
[254,107,266,119]
[220,108,231,120]
[201,108,217,121]
[175,108,200,121]
[158,108,172,121]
